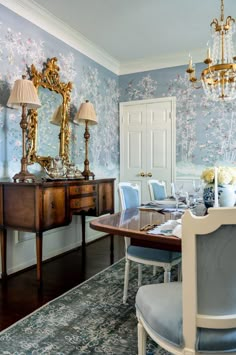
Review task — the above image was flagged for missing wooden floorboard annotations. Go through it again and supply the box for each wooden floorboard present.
[0,235,125,331]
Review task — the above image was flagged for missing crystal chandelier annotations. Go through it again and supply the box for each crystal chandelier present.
[186,0,236,101]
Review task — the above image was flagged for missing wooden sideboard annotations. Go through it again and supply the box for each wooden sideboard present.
[0,178,115,282]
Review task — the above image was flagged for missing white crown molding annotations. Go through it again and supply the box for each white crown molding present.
[0,0,120,75]
[0,0,205,76]
[119,49,205,75]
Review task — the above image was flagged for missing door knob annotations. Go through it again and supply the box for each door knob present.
[140,172,145,177]
[147,172,152,177]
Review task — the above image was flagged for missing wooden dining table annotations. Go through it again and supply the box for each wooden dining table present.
[90,207,182,252]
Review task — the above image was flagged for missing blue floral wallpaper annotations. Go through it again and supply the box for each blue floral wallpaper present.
[0,4,119,180]
[1,4,235,181]
[119,66,236,178]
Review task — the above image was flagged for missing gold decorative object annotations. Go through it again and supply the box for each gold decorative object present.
[27,57,72,169]
[7,75,41,182]
[186,0,236,101]
[74,100,97,180]
[44,156,66,179]
[44,157,84,180]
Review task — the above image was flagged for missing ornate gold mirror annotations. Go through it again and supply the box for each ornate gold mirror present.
[27,57,72,169]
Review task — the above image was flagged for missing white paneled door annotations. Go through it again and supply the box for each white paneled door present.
[119,97,176,202]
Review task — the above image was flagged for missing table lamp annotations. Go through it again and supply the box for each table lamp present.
[74,100,97,179]
[7,75,41,182]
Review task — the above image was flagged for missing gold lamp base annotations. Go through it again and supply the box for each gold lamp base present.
[74,100,97,181]
[80,121,96,180]
[13,171,36,183]
[82,159,95,180]
[12,157,36,183]
[82,171,95,180]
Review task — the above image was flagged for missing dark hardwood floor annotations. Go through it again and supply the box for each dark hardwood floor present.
[0,235,125,331]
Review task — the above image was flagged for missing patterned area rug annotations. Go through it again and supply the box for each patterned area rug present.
[0,259,174,354]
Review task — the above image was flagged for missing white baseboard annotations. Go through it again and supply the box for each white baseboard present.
[2,216,107,277]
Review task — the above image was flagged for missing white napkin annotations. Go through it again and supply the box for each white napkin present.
[172,224,182,238]
[148,220,179,236]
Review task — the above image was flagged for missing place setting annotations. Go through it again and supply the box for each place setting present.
[139,181,206,238]
[146,218,182,238]
[140,182,188,213]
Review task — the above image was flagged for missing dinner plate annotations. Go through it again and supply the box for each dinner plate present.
[138,206,164,212]
[154,199,180,206]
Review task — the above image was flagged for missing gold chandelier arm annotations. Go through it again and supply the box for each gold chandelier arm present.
[225,16,235,28]
[210,18,219,30]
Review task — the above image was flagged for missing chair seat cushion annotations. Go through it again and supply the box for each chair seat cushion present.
[136,282,183,347]
[136,283,236,352]
[127,245,181,263]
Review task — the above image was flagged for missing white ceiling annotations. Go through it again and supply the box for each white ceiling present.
[4,0,236,74]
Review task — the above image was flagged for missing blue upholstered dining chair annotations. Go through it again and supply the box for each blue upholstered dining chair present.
[118,182,181,304]
[136,207,236,354]
[147,179,167,200]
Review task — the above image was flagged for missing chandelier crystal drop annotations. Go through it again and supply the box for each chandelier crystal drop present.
[186,0,236,101]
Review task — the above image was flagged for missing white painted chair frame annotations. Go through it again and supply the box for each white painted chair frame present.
[118,182,181,304]
[137,207,236,355]
[118,182,143,303]
[147,179,167,200]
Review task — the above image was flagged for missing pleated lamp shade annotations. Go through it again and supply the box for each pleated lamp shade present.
[50,105,63,126]
[7,75,41,183]
[7,76,41,109]
[74,100,97,125]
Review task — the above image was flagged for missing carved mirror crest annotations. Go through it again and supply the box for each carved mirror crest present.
[27,57,72,169]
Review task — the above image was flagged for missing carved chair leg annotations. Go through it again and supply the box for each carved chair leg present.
[164,266,171,283]
[123,258,130,304]
[138,319,147,355]
[177,262,182,281]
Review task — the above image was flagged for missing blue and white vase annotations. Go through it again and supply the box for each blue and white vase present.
[203,184,236,208]
[218,184,236,207]
[203,184,214,208]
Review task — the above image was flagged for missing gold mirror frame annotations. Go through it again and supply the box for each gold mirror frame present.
[27,57,72,169]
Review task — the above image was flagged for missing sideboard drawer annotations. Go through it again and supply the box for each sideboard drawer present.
[70,196,96,210]
[69,184,96,196]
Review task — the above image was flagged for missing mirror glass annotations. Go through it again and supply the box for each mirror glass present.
[37,88,62,157]
[27,57,72,169]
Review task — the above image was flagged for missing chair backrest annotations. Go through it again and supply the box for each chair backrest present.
[118,182,141,210]
[182,208,236,351]
[148,179,167,200]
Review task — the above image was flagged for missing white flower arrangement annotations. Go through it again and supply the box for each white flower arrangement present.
[201,166,236,185]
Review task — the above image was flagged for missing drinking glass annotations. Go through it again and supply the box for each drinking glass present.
[173,183,184,212]
[192,179,202,202]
